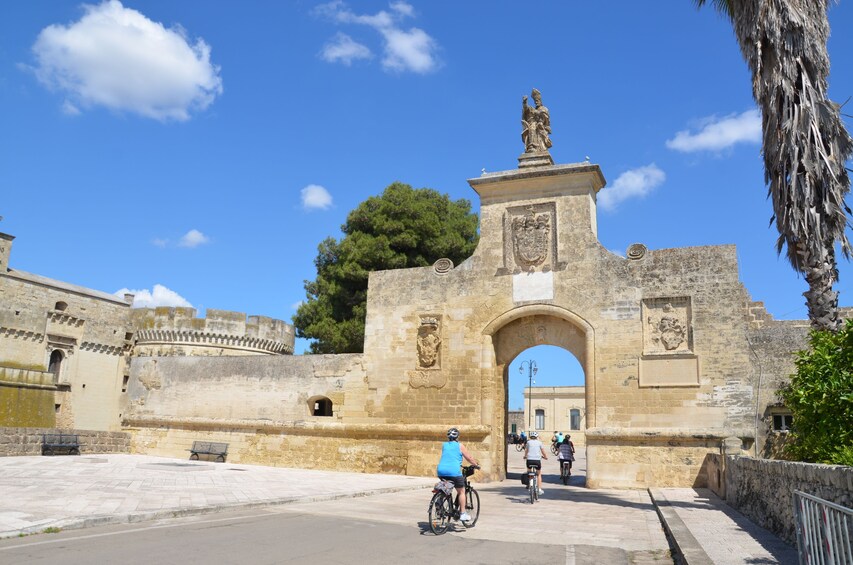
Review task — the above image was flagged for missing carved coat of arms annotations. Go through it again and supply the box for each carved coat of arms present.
[417,318,441,368]
[511,208,550,271]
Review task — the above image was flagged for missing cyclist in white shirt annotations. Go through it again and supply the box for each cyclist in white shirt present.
[523,430,548,495]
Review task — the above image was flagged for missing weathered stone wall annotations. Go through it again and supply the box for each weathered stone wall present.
[0,257,132,431]
[746,310,810,458]
[0,427,130,456]
[121,353,491,475]
[131,307,295,356]
[709,454,853,544]
[0,367,57,427]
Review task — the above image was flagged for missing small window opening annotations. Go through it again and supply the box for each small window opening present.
[55,404,61,413]
[535,409,545,430]
[125,332,133,341]
[122,375,129,393]
[312,397,333,417]
[54,301,68,311]
[772,414,793,432]
[570,409,581,430]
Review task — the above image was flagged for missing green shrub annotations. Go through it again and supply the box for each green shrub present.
[779,319,853,465]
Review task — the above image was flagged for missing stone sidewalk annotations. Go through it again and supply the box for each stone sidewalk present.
[0,453,798,563]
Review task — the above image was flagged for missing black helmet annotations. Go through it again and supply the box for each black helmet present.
[447,427,460,441]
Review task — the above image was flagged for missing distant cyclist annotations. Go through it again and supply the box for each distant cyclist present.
[551,431,564,451]
[558,435,575,475]
[436,427,480,522]
[523,431,548,495]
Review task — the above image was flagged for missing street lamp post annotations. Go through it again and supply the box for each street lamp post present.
[519,360,537,431]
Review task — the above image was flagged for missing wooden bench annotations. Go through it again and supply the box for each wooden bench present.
[42,433,80,456]
[188,441,228,462]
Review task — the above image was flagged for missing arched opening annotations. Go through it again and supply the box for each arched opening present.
[309,396,333,417]
[483,305,594,484]
[48,350,63,381]
[508,344,587,486]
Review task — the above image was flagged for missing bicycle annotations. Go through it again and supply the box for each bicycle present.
[527,464,539,504]
[428,465,481,535]
[550,442,560,456]
[515,439,526,452]
[560,459,571,485]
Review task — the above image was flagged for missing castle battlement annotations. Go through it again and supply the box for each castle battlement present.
[131,307,294,356]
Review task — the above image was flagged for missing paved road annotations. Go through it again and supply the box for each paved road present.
[0,450,798,563]
[0,510,572,565]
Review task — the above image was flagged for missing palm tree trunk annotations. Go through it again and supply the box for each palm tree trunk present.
[700,0,853,331]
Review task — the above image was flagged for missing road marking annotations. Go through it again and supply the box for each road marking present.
[565,544,576,565]
[0,511,279,551]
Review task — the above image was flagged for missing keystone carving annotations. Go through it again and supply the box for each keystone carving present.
[408,370,447,389]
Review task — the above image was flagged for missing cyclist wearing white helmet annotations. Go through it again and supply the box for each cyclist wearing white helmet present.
[524,430,548,496]
[436,427,480,523]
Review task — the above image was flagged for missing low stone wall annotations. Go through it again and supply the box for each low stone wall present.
[125,419,494,479]
[0,427,130,456]
[711,455,853,544]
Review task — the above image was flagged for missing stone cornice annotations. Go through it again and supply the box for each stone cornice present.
[0,327,44,342]
[135,329,293,355]
[80,341,126,356]
[123,416,490,440]
[47,310,85,327]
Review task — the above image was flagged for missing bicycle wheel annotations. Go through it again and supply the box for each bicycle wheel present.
[464,487,480,527]
[528,475,535,504]
[533,475,539,502]
[515,443,524,452]
[551,444,559,455]
[561,464,569,485]
[428,492,452,535]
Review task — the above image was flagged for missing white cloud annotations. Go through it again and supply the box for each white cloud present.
[320,33,372,65]
[666,109,761,152]
[61,100,81,116]
[151,238,168,248]
[114,284,192,308]
[301,184,333,210]
[315,1,439,74]
[598,164,666,212]
[31,0,222,121]
[178,229,209,248]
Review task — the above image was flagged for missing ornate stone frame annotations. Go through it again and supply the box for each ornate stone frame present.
[497,202,563,275]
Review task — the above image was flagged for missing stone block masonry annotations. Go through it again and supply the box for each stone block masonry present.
[0,427,130,456]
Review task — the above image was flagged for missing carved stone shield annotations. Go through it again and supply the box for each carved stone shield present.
[512,208,550,271]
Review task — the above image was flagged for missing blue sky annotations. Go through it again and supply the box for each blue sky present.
[2,1,852,411]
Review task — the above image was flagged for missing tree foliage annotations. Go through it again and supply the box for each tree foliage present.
[779,319,853,465]
[293,182,479,354]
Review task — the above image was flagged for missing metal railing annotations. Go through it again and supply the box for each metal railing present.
[793,490,853,565]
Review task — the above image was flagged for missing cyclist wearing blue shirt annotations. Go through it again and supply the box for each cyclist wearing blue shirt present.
[437,427,480,522]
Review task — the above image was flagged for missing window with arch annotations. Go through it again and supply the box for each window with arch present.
[570,409,581,430]
[535,409,545,430]
[309,396,333,417]
[54,301,68,311]
[48,350,63,380]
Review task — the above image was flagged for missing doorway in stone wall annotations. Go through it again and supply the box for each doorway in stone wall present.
[484,305,594,484]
